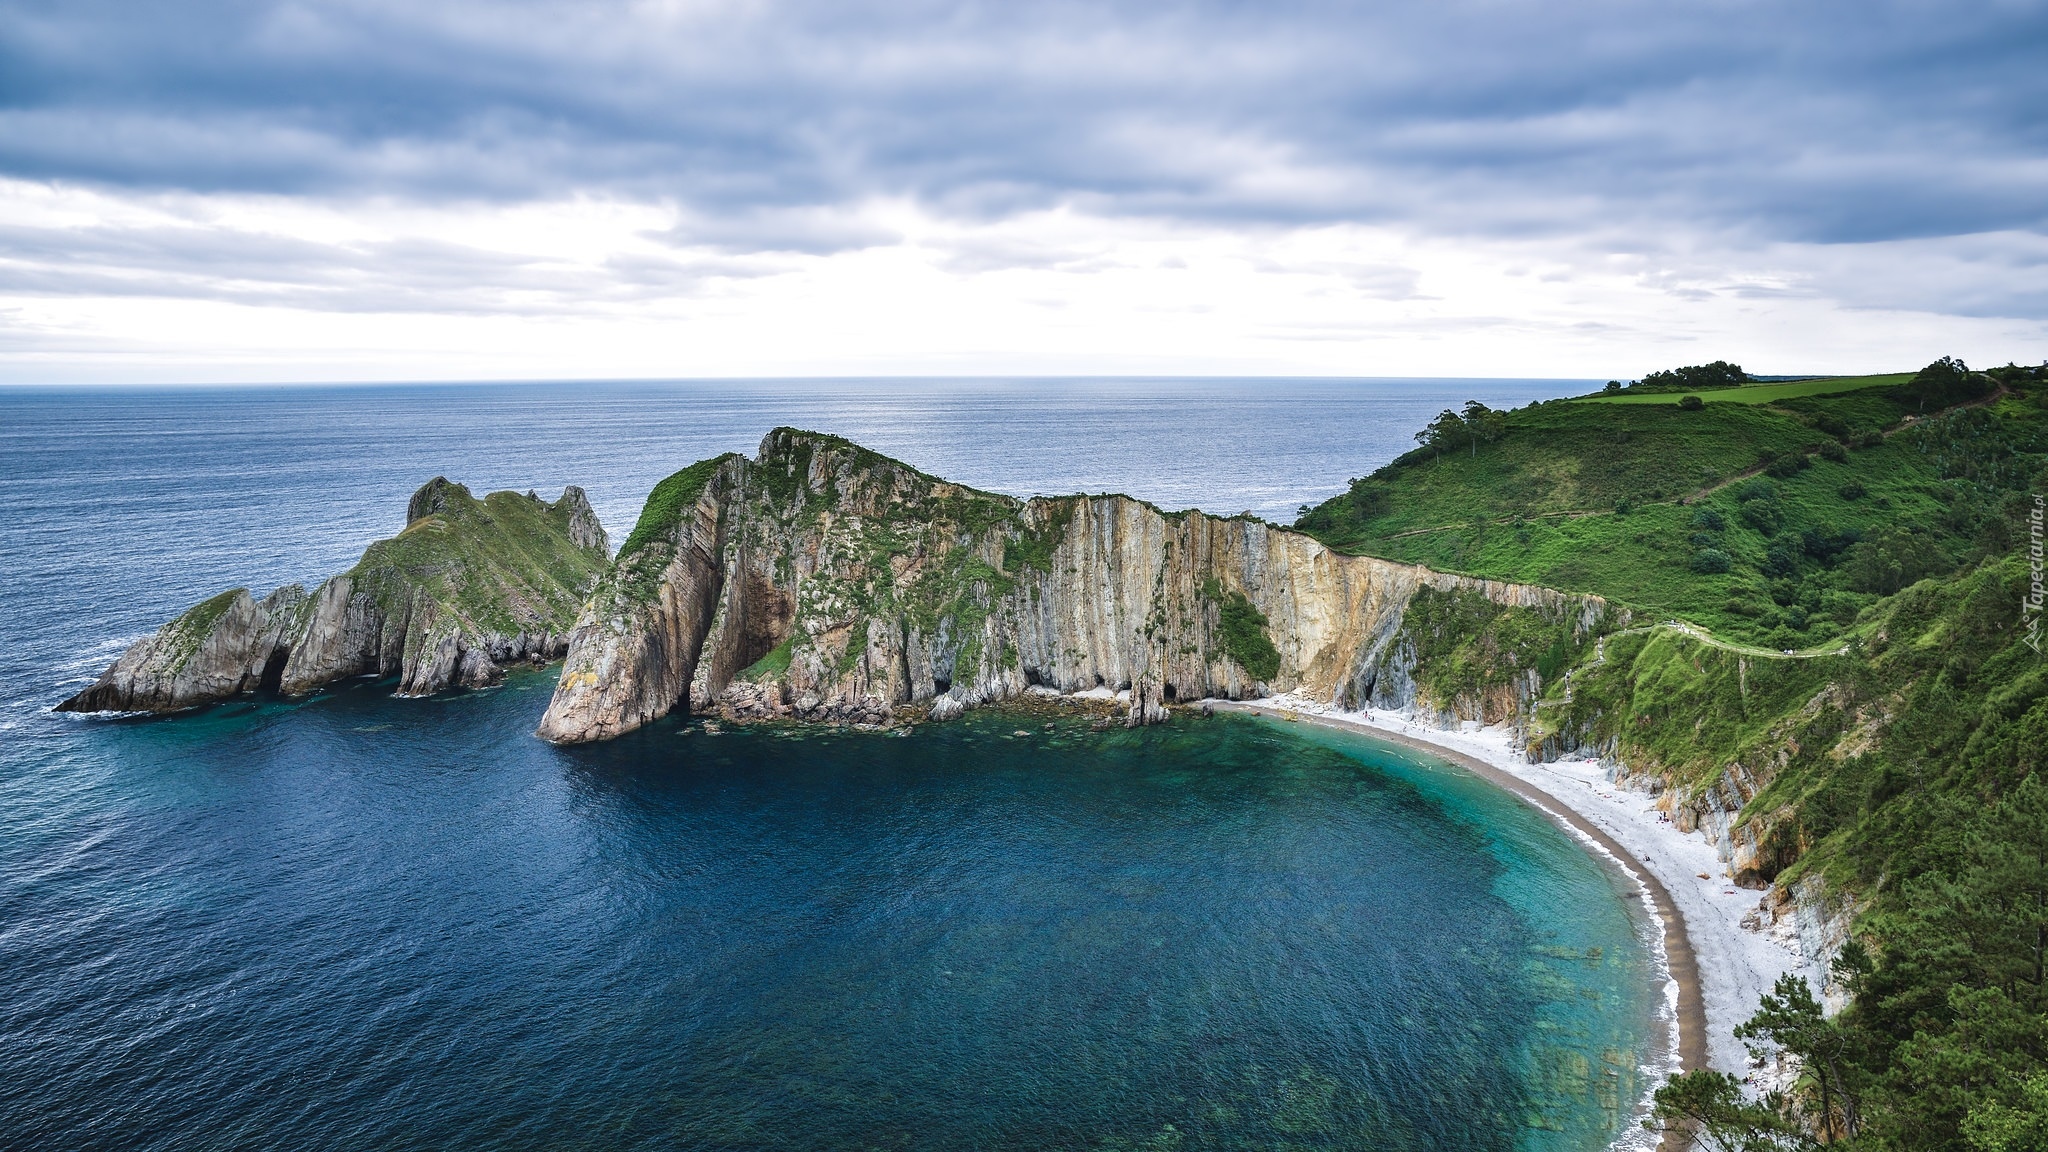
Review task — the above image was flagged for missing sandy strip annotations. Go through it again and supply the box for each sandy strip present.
[1211,698,1821,1078]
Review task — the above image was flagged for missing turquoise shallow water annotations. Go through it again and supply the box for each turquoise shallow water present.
[0,379,1657,1151]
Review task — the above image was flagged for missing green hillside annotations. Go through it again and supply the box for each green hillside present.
[1300,359,2048,1151]
[1297,361,2045,649]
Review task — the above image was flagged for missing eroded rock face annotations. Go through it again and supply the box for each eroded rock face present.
[60,480,606,714]
[559,486,607,552]
[538,429,1604,743]
[57,585,307,714]
[536,460,735,743]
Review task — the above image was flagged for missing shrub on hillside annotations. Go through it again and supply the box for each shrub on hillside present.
[1800,526,1860,565]
[1763,538,1805,578]
[1842,528,1943,595]
[1818,441,1848,463]
[1678,394,1705,410]
[1691,507,1726,531]
[1741,500,1783,536]
[1893,355,1994,412]
[1839,481,1867,500]
[1765,453,1812,479]
[1691,548,1733,574]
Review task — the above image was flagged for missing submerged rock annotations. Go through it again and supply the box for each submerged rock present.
[60,479,607,714]
[537,428,1615,744]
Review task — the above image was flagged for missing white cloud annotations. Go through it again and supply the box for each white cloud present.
[0,178,2039,382]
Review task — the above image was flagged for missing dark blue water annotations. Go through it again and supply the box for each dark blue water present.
[0,379,1661,1151]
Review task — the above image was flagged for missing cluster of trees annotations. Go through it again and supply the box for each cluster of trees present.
[1642,360,1751,391]
[1605,361,1751,394]
[1414,400,1509,460]
[1894,357,1997,413]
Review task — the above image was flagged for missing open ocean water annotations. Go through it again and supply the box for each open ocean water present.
[0,378,1665,1151]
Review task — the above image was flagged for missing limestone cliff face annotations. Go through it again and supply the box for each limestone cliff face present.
[538,429,1609,743]
[61,480,607,714]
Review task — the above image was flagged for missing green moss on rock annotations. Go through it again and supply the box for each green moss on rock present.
[349,482,607,639]
[1202,578,1280,682]
[619,454,738,562]
[738,638,794,682]
[162,588,246,672]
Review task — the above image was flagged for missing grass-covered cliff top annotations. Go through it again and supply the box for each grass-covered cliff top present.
[349,480,609,637]
[1297,360,2048,648]
[617,454,743,562]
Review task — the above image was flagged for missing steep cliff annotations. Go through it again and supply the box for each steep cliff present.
[537,429,1613,743]
[60,480,608,713]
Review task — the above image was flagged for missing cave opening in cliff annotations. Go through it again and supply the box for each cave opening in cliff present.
[1163,683,1177,703]
[258,648,289,696]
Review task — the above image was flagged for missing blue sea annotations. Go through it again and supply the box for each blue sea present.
[0,378,1665,1151]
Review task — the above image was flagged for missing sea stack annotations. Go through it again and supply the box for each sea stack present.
[59,480,609,714]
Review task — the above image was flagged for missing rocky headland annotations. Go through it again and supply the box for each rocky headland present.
[535,428,1619,743]
[60,479,609,713]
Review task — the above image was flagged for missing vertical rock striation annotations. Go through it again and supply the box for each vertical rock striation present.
[537,429,1612,743]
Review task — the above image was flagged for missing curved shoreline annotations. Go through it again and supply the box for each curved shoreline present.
[1208,700,1704,1148]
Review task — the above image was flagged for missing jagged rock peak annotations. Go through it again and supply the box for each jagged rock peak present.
[556,485,607,552]
[407,476,463,524]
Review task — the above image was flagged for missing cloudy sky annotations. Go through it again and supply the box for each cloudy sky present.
[0,0,2043,382]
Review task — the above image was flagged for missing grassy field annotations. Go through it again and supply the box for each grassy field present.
[1576,372,1913,405]
[1295,369,2047,647]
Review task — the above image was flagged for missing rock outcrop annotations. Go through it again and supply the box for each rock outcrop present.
[56,585,309,714]
[60,480,608,714]
[537,429,1608,743]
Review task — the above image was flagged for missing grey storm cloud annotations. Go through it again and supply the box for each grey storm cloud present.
[0,0,2042,249]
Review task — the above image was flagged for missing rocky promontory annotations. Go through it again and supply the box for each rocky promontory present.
[537,429,1615,743]
[60,479,609,714]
